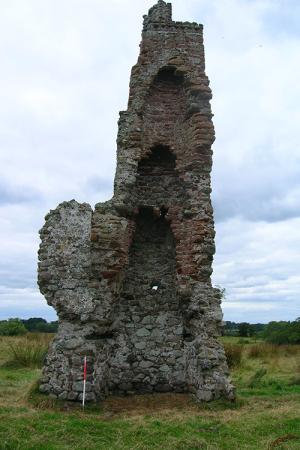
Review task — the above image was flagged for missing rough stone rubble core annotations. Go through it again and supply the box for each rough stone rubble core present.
[38,0,235,402]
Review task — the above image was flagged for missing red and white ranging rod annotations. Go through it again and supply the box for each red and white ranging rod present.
[82,356,87,409]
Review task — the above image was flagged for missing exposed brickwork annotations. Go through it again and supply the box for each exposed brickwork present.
[38,1,234,402]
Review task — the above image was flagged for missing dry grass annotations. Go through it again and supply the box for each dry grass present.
[101,393,198,418]
[247,343,300,359]
[248,343,279,358]
[4,333,53,368]
[223,342,243,367]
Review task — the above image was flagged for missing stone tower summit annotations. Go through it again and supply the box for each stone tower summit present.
[38,1,234,402]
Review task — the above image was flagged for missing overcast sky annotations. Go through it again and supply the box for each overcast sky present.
[0,0,299,323]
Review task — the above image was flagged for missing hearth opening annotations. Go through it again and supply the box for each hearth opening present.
[120,205,176,308]
[154,66,184,86]
[138,145,176,176]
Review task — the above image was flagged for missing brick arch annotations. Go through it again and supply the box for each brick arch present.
[142,66,186,152]
[152,65,185,85]
[138,144,176,173]
[135,144,186,210]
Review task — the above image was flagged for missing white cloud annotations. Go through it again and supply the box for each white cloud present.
[213,217,300,321]
[0,286,55,321]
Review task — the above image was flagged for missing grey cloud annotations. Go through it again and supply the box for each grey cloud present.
[0,183,42,205]
[84,176,113,197]
[213,197,300,224]
[213,217,300,322]
[212,164,300,223]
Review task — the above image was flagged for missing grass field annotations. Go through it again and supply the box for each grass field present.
[0,335,299,450]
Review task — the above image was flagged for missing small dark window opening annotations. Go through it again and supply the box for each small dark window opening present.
[160,206,168,218]
[154,66,184,86]
[138,145,176,177]
[86,331,114,340]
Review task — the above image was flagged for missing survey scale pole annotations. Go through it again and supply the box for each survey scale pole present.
[82,356,87,409]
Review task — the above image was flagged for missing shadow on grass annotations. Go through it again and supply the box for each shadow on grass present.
[26,381,245,418]
[26,380,101,413]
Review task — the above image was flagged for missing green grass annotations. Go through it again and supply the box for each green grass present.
[0,335,299,449]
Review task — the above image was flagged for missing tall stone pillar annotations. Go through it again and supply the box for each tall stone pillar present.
[38,0,234,402]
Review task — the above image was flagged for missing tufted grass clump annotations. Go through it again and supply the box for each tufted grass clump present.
[247,343,278,358]
[247,368,267,388]
[224,343,243,368]
[4,333,53,368]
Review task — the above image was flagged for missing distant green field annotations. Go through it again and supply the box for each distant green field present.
[0,335,299,449]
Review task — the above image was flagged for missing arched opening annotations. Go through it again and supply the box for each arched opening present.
[138,145,176,176]
[112,207,185,394]
[136,145,181,207]
[153,66,184,85]
[143,66,186,149]
[122,206,176,305]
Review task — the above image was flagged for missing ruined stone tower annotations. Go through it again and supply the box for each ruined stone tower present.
[38,1,234,402]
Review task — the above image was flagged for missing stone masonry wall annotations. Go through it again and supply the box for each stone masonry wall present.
[38,0,234,402]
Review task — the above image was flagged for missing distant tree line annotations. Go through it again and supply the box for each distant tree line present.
[0,318,58,336]
[224,321,265,337]
[224,318,300,344]
[21,317,58,333]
